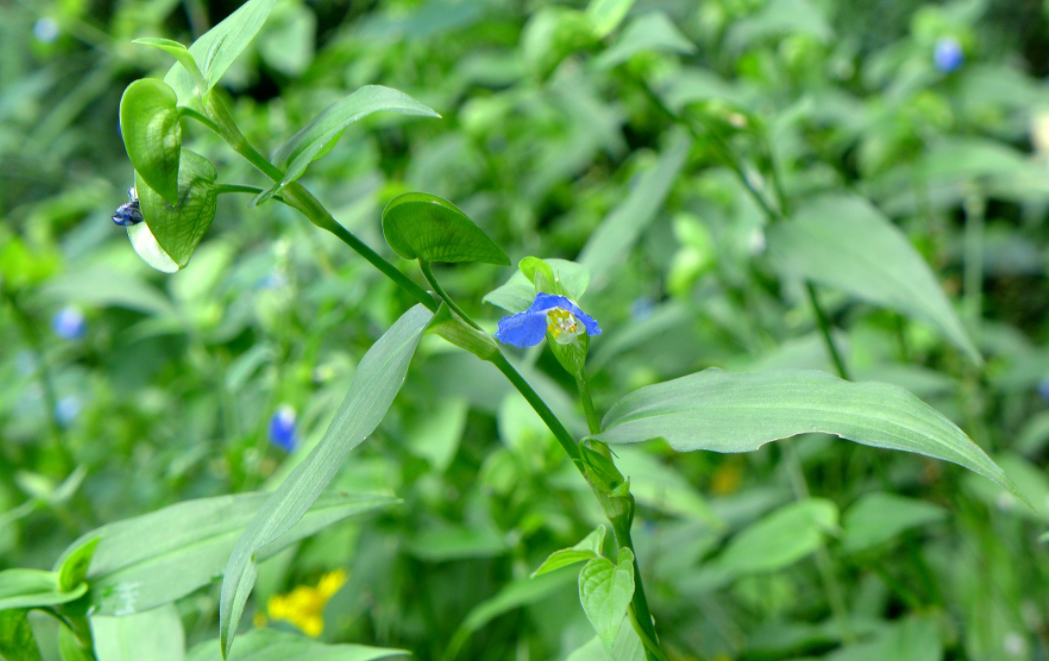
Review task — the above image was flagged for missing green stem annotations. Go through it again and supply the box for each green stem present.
[783,443,853,643]
[419,261,483,330]
[576,376,601,436]
[180,107,222,135]
[806,282,850,381]
[613,521,663,661]
[962,188,984,342]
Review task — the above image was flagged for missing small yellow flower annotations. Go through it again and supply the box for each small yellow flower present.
[263,569,347,638]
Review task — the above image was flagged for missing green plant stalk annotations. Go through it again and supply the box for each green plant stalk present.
[806,282,850,381]
[576,375,601,436]
[419,261,484,331]
[612,519,665,661]
[963,188,984,341]
[202,91,669,658]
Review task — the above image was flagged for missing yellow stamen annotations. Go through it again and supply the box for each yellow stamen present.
[547,307,579,342]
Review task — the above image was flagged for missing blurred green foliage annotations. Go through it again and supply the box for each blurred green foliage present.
[4,0,1049,659]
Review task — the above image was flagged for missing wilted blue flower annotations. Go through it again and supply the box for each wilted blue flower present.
[934,37,964,73]
[52,307,86,341]
[268,405,298,452]
[112,187,144,227]
[1038,377,1049,404]
[494,293,601,348]
[55,396,81,427]
[33,18,59,44]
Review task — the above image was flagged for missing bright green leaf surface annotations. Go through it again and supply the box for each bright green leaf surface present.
[564,626,645,661]
[713,499,838,575]
[593,12,696,70]
[135,149,218,269]
[188,630,406,661]
[382,192,508,265]
[92,604,185,661]
[219,304,433,658]
[533,526,606,576]
[133,38,206,91]
[163,0,276,103]
[484,258,591,312]
[578,547,635,654]
[119,79,182,204]
[841,493,946,554]
[52,492,394,616]
[0,610,42,661]
[273,86,440,187]
[767,194,980,363]
[827,617,941,661]
[594,368,1018,497]
[0,569,85,610]
[586,0,637,38]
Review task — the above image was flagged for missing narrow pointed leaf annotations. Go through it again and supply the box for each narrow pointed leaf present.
[533,526,606,576]
[382,192,509,265]
[273,86,440,187]
[133,39,206,92]
[578,548,635,655]
[120,79,182,204]
[594,368,1021,499]
[187,629,408,661]
[163,0,276,103]
[767,194,980,364]
[52,492,395,616]
[135,149,218,268]
[219,304,434,658]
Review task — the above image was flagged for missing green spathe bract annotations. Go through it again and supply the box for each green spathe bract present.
[0,569,86,611]
[382,192,509,265]
[219,304,434,658]
[593,368,1022,500]
[119,79,182,204]
[134,149,218,269]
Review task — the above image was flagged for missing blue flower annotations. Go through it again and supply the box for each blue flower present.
[55,396,81,427]
[934,37,964,74]
[52,307,86,341]
[494,293,601,348]
[1038,377,1049,404]
[268,405,298,452]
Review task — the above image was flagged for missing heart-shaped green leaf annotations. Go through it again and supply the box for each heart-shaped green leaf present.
[120,79,182,204]
[382,192,509,265]
[135,149,217,269]
[578,547,635,655]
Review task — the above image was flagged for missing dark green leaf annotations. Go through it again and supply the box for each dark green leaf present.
[382,192,508,265]
[767,194,980,363]
[120,79,182,204]
[53,492,394,616]
[594,368,1021,498]
[186,629,408,661]
[163,0,277,103]
[219,304,434,658]
[272,86,440,187]
[135,149,217,269]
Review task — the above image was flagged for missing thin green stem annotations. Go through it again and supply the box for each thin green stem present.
[180,107,222,135]
[806,282,850,381]
[783,443,854,643]
[419,261,483,330]
[576,376,601,436]
[613,522,663,661]
[963,188,984,342]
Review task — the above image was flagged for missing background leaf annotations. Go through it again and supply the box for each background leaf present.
[91,604,185,661]
[713,499,838,575]
[841,493,946,554]
[186,629,407,661]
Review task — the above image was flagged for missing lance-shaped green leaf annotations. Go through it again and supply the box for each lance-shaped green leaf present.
[586,0,637,38]
[92,604,184,661]
[841,493,946,554]
[593,12,696,70]
[120,79,182,204]
[133,39,206,92]
[272,86,440,188]
[52,491,395,616]
[593,368,1022,499]
[0,609,42,661]
[578,548,635,655]
[135,149,217,269]
[767,194,980,364]
[712,499,838,575]
[187,629,408,661]
[219,304,434,658]
[382,192,509,265]
[484,258,590,313]
[163,0,276,103]
[0,569,86,611]
[533,526,607,577]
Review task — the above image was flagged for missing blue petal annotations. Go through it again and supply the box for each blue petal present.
[530,293,602,337]
[494,308,549,347]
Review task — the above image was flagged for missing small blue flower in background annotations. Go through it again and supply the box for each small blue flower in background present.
[1038,377,1049,404]
[630,296,656,322]
[934,37,964,74]
[55,396,81,427]
[268,405,298,452]
[33,18,60,44]
[52,307,86,341]
[494,293,601,348]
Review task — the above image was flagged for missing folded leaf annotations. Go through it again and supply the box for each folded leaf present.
[119,79,182,204]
